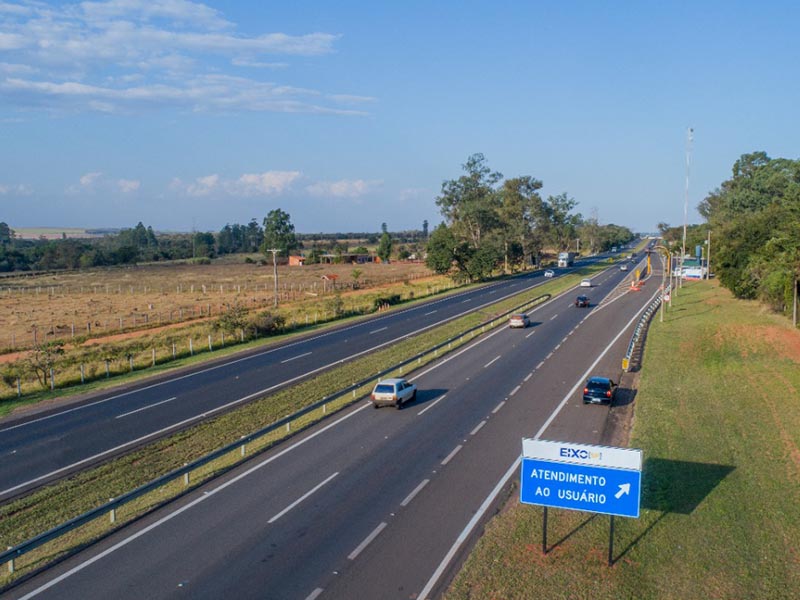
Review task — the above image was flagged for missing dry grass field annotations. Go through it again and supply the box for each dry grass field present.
[0,257,432,353]
[0,257,448,403]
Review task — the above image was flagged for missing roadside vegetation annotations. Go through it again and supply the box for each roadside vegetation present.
[445,279,800,599]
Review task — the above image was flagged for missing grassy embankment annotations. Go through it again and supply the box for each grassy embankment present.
[446,279,800,599]
[0,264,610,587]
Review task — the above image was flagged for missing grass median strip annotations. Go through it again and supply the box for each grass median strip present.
[0,267,602,587]
[444,279,800,600]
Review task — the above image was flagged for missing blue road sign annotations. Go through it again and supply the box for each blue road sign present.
[520,458,641,518]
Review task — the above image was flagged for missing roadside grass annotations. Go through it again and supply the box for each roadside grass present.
[445,279,800,600]
[0,265,605,587]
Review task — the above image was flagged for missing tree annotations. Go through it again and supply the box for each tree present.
[425,223,457,275]
[24,341,65,389]
[377,232,392,263]
[422,220,429,239]
[698,151,800,312]
[381,222,388,234]
[262,209,298,257]
[546,193,580,251]
[436,153,502,250]
[497,176,546,270]
[0,222,13,245]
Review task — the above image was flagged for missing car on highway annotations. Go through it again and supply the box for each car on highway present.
[583,376,617,404]
[508,313,530,328]
[580,278,592,287]
[371,377,417,409]
[620,264,629,271]
[575,295,590,307]
[544,269,555,278]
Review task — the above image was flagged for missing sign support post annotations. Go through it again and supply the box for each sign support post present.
[520,439,642,566]
[608,516,615,566]
[542,507,548,555]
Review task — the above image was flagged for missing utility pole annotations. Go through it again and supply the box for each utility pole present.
[266,248,279,307]
[680,127,693,291]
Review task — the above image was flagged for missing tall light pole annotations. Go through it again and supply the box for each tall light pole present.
[266,248,279,307]
[680,127,693,290]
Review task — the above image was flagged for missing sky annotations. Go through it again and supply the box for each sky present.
[1,1,799,235]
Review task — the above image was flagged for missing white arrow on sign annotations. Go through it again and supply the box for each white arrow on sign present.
[615,483,631,499]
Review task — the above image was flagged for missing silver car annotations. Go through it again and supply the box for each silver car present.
[371,378,417,409]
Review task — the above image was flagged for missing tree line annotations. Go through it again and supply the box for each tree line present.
[425,154,634,281]
[0,211,420,272]
[663,151,800,316]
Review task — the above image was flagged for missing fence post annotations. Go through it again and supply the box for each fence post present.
[129,356,134,372]
[240,329,244,342]
[221,332,225,346]
[80,364,85,384]
[50,368,54,391]
[208,335,212,351]
[172,343,176,359]
[184,467,190,487]
[241,444,246,457]
[6,547,13,574]
[109,499,116,524]
[152,348,156,367]
[16,378,21,397]
[105,359,110,378]
[189,338,193,355]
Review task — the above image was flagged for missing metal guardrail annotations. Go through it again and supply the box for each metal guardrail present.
[622,284,670,372]
[1,290,552,577]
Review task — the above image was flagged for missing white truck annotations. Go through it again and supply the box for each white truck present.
[557,251,576,267]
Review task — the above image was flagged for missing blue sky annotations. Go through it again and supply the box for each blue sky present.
[1,1,799,234]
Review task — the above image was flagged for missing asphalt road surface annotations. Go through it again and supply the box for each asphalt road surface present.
[0,263,570,500]
[6,256,661,600]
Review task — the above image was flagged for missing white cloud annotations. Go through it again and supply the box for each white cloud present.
[80,171,103,187]
[171,171,301,197]
[306,179,382,198]
[118,178,141,193]
[0,183,31,195]
[0,1,361,116]
[231,171,301,196]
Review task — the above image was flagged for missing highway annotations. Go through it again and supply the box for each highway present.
[6,256,660,600]
[0,264,565,500]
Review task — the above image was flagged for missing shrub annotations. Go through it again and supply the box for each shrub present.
[249,311,286,335]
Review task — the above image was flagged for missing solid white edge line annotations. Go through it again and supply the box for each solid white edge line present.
[348,522,387,561]
[268,472,339,524]
[441,445,463,466]
[418,458,521,600]
[400,479,430,507]
[115,397,177,420]
[470,421,486,436]
[417,285,661,600]
[15,403,374,600]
